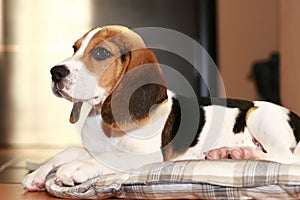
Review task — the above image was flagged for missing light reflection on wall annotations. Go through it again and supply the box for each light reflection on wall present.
[5,0,92,147]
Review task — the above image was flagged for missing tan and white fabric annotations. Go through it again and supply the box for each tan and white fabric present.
[45,160,300,199]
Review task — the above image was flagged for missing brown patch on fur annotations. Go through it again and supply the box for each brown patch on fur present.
[161,111,177,160]
[246,106,259,121]
[162,145,186,162]
[101,121,112,137]
[101,49,168,131]
[83,26,130,59]
[82,26,147,95]
[162,145,174,161]
[101,121,125,138]
[161,98,184,161]
[73,27,102,54]
[85,53,127,95]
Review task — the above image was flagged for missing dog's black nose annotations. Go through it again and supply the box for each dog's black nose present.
[50,65,70,83]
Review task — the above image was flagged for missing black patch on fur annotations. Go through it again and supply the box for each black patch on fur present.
[288,111,300,143]
[120,54,126,63]
[120,49,127,63]
[162,96,255,156]
[162,95,202,153]
[196,97,254,134]
[190,106,205,147]
[226,99,254,133]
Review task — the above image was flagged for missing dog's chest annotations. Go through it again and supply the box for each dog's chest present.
[110,99,172,154]
[82,102,171,155]
[109,108,170,154]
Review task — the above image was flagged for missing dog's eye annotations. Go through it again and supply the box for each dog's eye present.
[91,47,112,60]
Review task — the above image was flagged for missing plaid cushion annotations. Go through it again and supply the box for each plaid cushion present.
[45,160,300,199]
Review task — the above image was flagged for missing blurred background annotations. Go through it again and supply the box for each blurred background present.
[0,0,299,148]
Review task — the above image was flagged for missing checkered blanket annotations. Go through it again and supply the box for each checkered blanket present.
[45,160,300,199]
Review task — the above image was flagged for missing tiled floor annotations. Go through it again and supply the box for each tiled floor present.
[0,148,65,199]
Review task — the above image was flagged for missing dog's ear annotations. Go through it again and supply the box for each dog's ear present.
[101,48,168,131]
[69,102,83,123]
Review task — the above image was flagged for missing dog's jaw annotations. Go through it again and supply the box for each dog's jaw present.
[51,80,106,106]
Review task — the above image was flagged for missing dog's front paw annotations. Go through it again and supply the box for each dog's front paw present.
[55,159,115,186]
[22,164,53,192]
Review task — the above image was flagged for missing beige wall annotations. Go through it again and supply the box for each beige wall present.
[217,0,279,100]
[4,0,91,147]
[280,0,300,114]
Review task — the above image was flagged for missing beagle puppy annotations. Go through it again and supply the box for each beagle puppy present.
[22,25,300,192]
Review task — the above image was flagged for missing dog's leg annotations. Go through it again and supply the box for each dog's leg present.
[246,104,299,164]
[206,103,300,164]
[54,151,163,186]
[54,157,117,186]
[22,146,91,192]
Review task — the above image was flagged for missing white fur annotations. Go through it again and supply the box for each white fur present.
[174,106,255,160]
[246,101,299,163]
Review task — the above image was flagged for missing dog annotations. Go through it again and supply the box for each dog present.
[22,25,300,192]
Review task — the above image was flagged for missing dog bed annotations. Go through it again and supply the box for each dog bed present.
[45,159,300,199]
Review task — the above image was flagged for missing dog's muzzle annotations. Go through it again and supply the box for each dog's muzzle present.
[50,64,72,99]
[50,65,70,83]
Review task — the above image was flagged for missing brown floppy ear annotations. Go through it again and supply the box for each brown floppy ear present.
[101,48,168,131]
[69,102,83,123]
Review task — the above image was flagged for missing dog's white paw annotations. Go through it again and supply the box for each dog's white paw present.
[55,159,115,186]
[22,164,53,192]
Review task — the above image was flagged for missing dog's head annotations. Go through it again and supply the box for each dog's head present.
[50,25,168,130]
